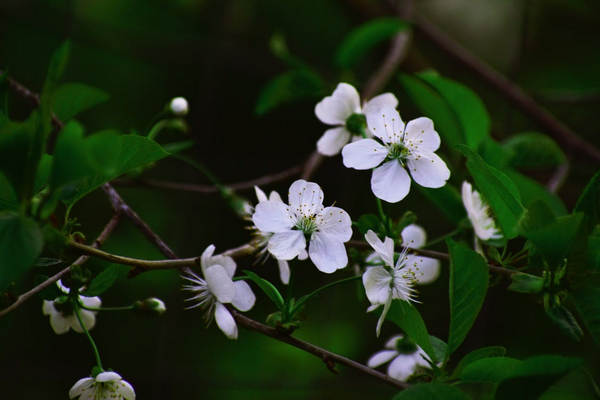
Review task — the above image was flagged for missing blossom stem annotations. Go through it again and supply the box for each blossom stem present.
[423,228,462,248]
[290,275,361,316]
[80,304,135,312]
[375,198,387,225]
[73,302,104,371]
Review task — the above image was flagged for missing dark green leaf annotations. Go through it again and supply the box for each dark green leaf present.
[393,382,470,400]
[34,274,61,300]
[479,137,513,169]
[255,69,324,115]
[161,140,195,154]
[0,171,18,210]
[587,226,600,270]
[459,356,521,382]
[545,303,584,342]
[572,286,600,344]
[419,71,490,150]
[0,114,38,200]
[574,170,600,233]
[539,368,600,400]
[84,264,130,296]
[34,257,63,267]
[0,212,44,290]
[503,132,566,170]
[385,300,435,361]
[429,335,448,365]
[335,18,410,69]
[419,185,466,225]
[355,213,384,235]
[51,83,109,121]
[460,146,525,238]
[506,170,567,216]
[243,270,285,310]
[508,272,545,294]
[399,74,463,149]
[446,239,489,358]
[451,346,507,379]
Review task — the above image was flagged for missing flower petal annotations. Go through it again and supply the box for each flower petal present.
[367,350,399,368]
[204,265,235,304]
[401,224,427,248]
[96,371,122,382]
[214,302,238,339]
[117,380,136,400]
[69,378,94,399]
[316,206,352,242]
[406,153,450,188]
[405,255,440,285]
[315,82,360,125]
[371,161,411,203]
[201,245,216,269]
[210,255,237,278]
[288,180,324,217]
[403,117,440,153]
[387,354,418,381]
[366,106,404,144]
[253,200,294,233]
[80,296,101,309]
[254,186,268,202]
[317,127,352,156]
[268,230,306,260]
[365,230,394,267]
[362,267,392,305]
[269,191,282,202]
[362,93,398,115]
[42,300,57,316]
[309,232,348,273]
[71,309,96,333]
[341,139,388,170]
[49,313,71,334]
[385,335,404,349]
[231,281,256,312]
[277,259,291,284]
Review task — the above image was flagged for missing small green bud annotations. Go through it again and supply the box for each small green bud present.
[508,272,545,294]
[135,297,166,315]
[345,113,367,136]
[169,97,188,116]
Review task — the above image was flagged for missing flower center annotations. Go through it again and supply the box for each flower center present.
[53,296,75,316]
[345,113,367,137]
[395,336,418,354]
[295,216,318,235]
[387,142,410,162]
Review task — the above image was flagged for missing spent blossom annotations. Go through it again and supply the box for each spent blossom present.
[69,371,135,400]
[182,244,256,339]
[367,334,432,382]
[315,82,398,156]
[252,179,352,273]
[42,280,101,335]
[461,181,502,253]
[342,107,450,203]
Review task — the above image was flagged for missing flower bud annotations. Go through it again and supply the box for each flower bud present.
[135,297,166,315]
[169,97,189,116]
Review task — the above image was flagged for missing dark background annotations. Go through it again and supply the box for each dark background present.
[1,0,599,398]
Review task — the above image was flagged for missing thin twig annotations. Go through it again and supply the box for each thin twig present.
[414,15,600,163]
[229,308,409,390]
[546,163,569,194]
[0,214,121,318]
[362,33,411,100]
[301,151,324,180]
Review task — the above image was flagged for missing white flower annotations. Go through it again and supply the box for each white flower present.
[248,186,292,284]
[42,280,101,335]
[169,96,188,116]
[315,82,398,156]
[367,335,431,381]
[181,245,256,339]
[461,181,502,245]
[362,230,417,336]
[69,371,135,400]
[252,179,353,273]
[342,107,450,203]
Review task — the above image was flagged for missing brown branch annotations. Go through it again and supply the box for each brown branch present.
[301,151,324,181]
[414,15,600,163]
[546,163,569,194]
[229,308,409,390]
[114,164,303,194]
[0,213,121,318]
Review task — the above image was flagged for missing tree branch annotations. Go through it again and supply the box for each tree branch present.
[546,163,569,194]
[0,213,121,318]
[229,308,409,390]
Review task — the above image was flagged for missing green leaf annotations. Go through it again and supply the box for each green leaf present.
[508,272,545,294]
[451,346,507,379]
[385,300,435,361]
[545,303,584,342]
[479,137,513,169]
[429,335,448,365]
[503,132,566,170]
[572,286,600,344]
[255,69,324,115]
[574,170,600,233]
[587,225,600,270]
[354,213,385,235]
[446,239,489,358]
[399,74,463,149]
[243,270,285,310]
[84,264,130,296]
[460,146,525,238]
[419,71,490,150]
[161,140,195,154]
[419,185,466,225]
[393,383,470,400]
[0,171,18,210]
[0,212,44,290]
[51,83,109,121]
[335,18,410,69]
[521,213,583,268]
[459,356,521,382]
[539,368,600,400]
[506,170,567,216]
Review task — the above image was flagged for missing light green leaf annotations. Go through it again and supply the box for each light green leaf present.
[0,212,44,290]
[52,82,109,121]
[508,272,545,294]
[419,185,466,225]
[419,71,490,150]
[399,74,463,149]
[84,264,130,296]
[446,239,489,358]
[255,69,324,115]
[460,146,525,238]
[503,132,566,169]
[429,335,448,365]
[393,383,470,400]
[335,18,410,69]
[385,300,435,361]
[451,346,507,379]
[243,270,285,310]
[574,170,600,233]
